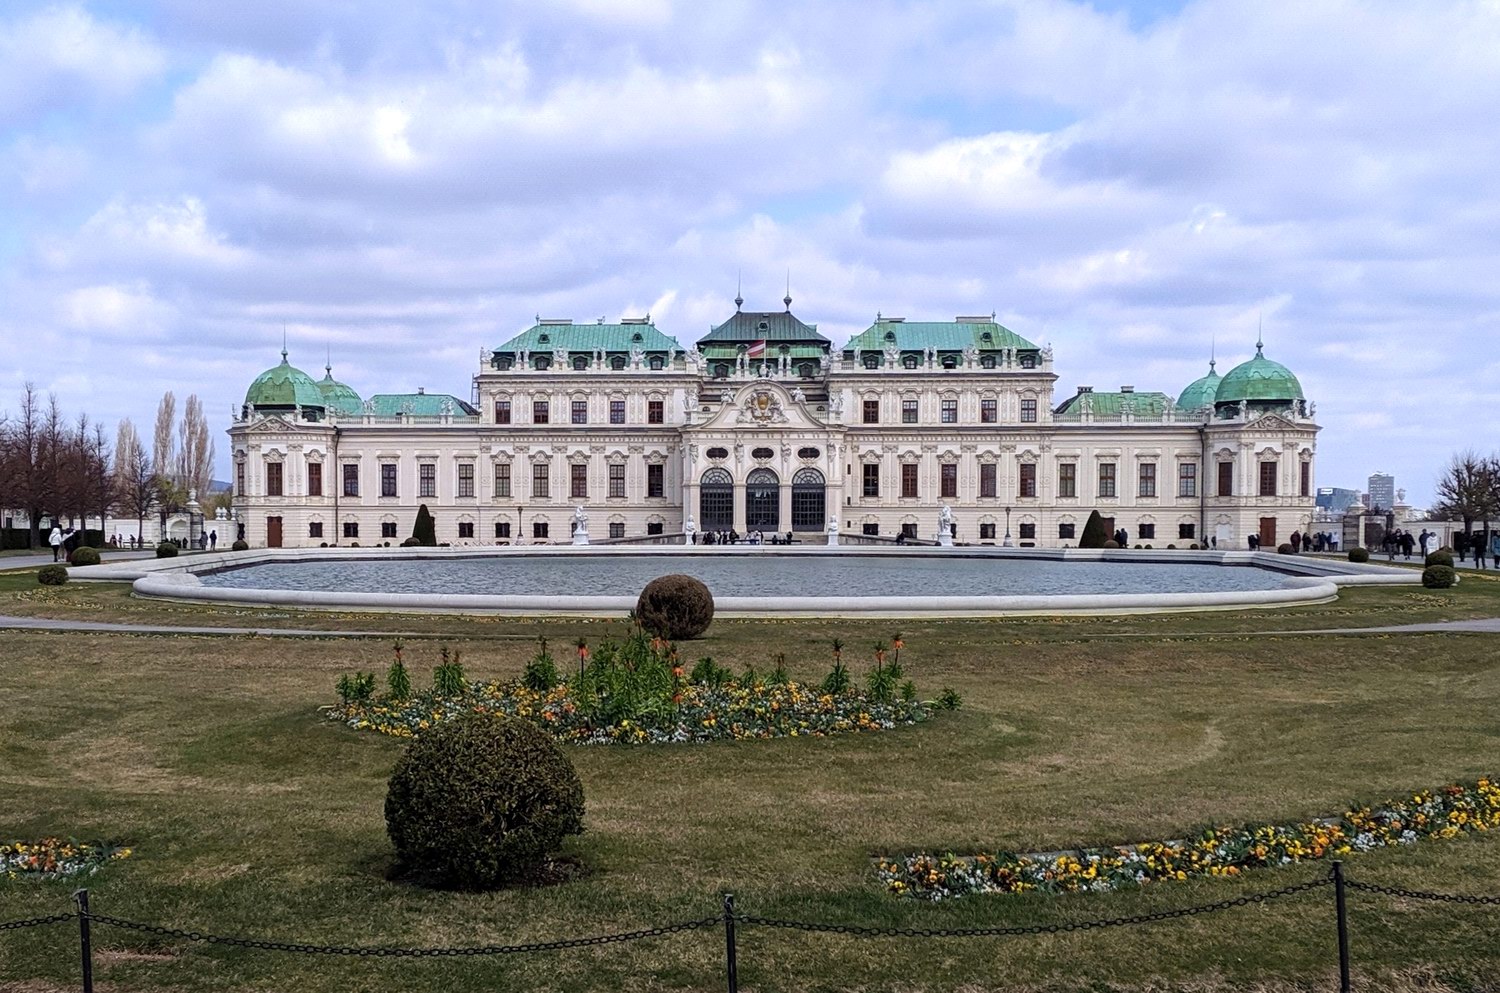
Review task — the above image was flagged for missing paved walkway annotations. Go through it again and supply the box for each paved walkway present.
[1,613,1497,640]
[0,549,161,571]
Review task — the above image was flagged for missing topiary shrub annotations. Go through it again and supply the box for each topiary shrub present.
[1422,565,1457,589]
[1277,543,1294,554]
[155,542,178,558]
[1167,544,1177,550]
[1079,510,1109,549]
[68,546,100,566]
[412,504,437,547]
[635,574,715,640]
[1190,543,1200,550]
[401,536,421,547]
[1102,539,1121,549]
[1348,547,1370,563]
[37,564,68,585]
[1425,550,1454,568]
[385,714,585,889]
[231,539,249,551]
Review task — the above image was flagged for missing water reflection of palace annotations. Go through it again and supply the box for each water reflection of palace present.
[230,297,1319,549]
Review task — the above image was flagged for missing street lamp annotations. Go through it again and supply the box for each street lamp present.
[517,504,524,545]
[1003,505,1014,547]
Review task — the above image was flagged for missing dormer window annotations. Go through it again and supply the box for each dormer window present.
[1020,354,1037,369]
[713,363,730,378]
[538,332,550,344]
[884,330,896,342]
[533,355,551,370]
[980,331,993,343]
[648,355,664,370]
[497,355,515,370]
[980,355,996,369]
[572,355,589,371]
[863,354,879,369]
[611,355,627,371]
[632,332,643,343]
[902,354,919,369]
[941,355,958,369]
[757,321,769,332]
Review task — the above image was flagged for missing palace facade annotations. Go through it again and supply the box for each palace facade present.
[229,300,1319,549]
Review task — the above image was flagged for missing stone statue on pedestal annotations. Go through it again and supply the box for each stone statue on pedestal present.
[937,504,955,547]
[571,504,590,545]
[826,515,840,547]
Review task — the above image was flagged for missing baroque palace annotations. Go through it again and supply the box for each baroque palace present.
[230,296,1319,549]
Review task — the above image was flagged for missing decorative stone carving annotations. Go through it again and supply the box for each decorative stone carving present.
[737,388,788,424]
[790,385,806,404]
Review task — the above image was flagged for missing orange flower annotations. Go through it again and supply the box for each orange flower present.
[672,665,685,678]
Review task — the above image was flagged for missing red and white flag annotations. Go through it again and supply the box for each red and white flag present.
[746,339,766,358]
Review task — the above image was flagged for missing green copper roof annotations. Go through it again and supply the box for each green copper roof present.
[697,310,828,347]
[1054,390,1172,419]
[494,320,683,355]
[1215,343,1304,404]
[843,318,1039,354]
[245,353,327,409]
[1176,361,1222,410]
[366,393,479,418]
[317,367,363,416]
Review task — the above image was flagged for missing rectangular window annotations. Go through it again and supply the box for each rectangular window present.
[940,463,958,499]
[1259,461,1278,497]
[862,523,879,536]
[495,400,511,424]
[647,399,664,424]
[979,522,996,540]
[1138,463,1157,498]
[495,521,511,539]
[902,399,918,423]
[941,398,958,423]
[307,463,322,497]
[381,521,398,539]
[609,522,625,539]
[863,399,879,424]
[1179,523,1196,539]
[236,462,245,495]
[1178,463,1197,498]
[380,463,398,498]
[980,399,997,423]
[419,463,435,498]
[1098,462,1117,498]
[902,463,919,499]
[609,463,626,498]
[1139,523,1156,540]
[1300,462,1310,498]
[610,399,626,424]
[1019,522,1036,540]
[532,463,550,499]
[343,521,359,539]
[900,523,918,539]
[647,521,663,536]
[494,463,511,498]
[647,463,665,499]
[1019,463,1037,498]
[1020,398,1037,423]
[980,463,997,498]
[863,463,880,498]
[533,400,549,424]
[1059,522,1076,540]
[457,464,474,498]
[309,521,324,539]
[342,464,359,497]
[533,521,549,539]
[266,462,283,497]
[458,521,474,538]
[571,400,588,425]
[571,463,588,499]
[1058,463,1077,498]
[1218,462,1234,497]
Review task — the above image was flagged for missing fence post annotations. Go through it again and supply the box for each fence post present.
[1333,861,1351,993]
[722,893,738,993]
[73,888,94,993]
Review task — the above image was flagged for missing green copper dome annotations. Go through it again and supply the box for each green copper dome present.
[244,352,327,410]
[317,365,363,416]
[1176,360,1222,410]
[1215,342,1304,405]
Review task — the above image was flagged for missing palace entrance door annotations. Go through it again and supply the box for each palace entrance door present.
[745,468,780,530]
[699,468,734,531]
[790,468,825,532]
[266,516,283,548]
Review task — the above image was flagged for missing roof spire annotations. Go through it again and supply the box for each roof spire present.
[281,324,288,363]
[783,269,792,311]
[735,270,743,311]
[1210,335,1216,372]
[1256,313,1264,355]
[325,342,332,377]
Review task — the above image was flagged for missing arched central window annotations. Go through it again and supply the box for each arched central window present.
[745,468,780,530]
[700,468,734,530]
[791,467,826,532]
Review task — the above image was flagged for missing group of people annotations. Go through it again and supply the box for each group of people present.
[696,529,795,545]
[1454,530,1500,569]
[1246,530,1336,553]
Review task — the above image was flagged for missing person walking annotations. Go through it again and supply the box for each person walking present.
[1290,530,1302,553]
[48,525,63,562]
[1456,531,1469,562]
[209,530,218,550]
[1473,532,1488,570]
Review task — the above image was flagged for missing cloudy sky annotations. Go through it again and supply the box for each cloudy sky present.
[4,0,1498,503]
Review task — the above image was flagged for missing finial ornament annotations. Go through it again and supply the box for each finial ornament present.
[282,324,288,362]
[1256,314,1264,355]
[735,270,743,311]
[783,269,792,310]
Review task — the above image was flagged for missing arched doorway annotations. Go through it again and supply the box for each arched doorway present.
[746,468,780,530]
[700,468,734,531]
[791,467,825,532]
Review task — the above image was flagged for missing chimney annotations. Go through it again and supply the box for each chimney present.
[1077,386,1093,394]
[1120,385,1134,393]
[417,387,425,395]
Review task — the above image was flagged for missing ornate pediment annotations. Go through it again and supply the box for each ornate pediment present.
[692,382,826,432]
[244,414,306,435]
[1249,412,1298,432]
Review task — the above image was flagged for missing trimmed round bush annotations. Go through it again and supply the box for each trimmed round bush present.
[1422,565,1457,589]
[385,715,585,889]
[231,539,249,551]
[1425,549,1454,568]
[401,536,421,547]
[37,564,68,586]
[155,541,179,558]
[635,574,715,640]
[1102,540,1121,549]
[68,546,100,566]
[1190,543,1200,550]
[1348,547,1370,563]
[1277,543,1294,554]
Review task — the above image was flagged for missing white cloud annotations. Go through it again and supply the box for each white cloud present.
[0,5,165,125]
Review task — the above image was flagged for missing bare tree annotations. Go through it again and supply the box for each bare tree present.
[88,421,114,544]
[113,419,153,543]
[176,393,215,499]
[152,391,176,481]
[8,385,44,547]
[1433,450,1495,535]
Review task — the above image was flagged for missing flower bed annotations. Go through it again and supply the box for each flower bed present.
[878,777,1500,900]
[2,839,131,881]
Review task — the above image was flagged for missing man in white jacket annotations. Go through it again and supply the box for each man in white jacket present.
[48,526,63,562]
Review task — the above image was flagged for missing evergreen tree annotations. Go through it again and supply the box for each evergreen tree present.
[1079,510,1109,548]
[413,504,437,546]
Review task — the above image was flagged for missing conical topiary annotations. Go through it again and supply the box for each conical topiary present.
[413,504,437,547]
[1079,510,1109,549]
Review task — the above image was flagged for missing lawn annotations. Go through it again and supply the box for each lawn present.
[2,614,1499,992]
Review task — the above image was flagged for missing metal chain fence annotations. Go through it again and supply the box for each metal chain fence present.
[0,864,1494,993]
